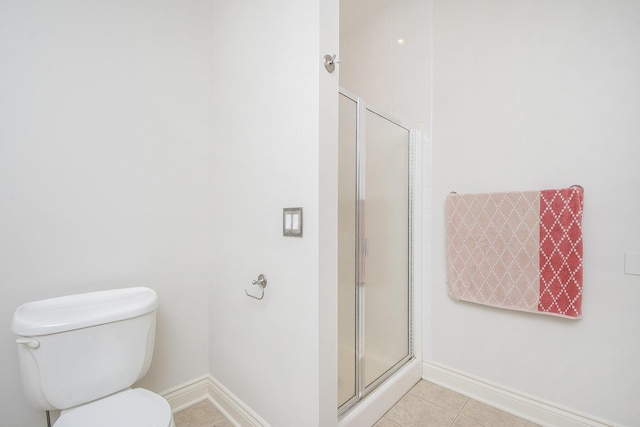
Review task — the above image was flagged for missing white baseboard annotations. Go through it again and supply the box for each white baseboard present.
[162,375,270,427]
[207,375,270,427]
[162,375,211,413]
[422,361,618,427]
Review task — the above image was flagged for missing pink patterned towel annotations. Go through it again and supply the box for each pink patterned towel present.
[446,187,584,319]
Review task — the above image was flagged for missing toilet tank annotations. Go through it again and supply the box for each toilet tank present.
[11,287,159,411]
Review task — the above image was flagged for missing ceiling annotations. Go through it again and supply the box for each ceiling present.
[340,0,401,31]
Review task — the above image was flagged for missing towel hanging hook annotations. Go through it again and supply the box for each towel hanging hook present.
[323,54,342,73]
[245,274,268,300]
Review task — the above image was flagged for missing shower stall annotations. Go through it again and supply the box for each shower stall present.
[338,89,418,420]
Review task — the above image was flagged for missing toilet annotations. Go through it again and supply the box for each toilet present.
[11,287,175,427]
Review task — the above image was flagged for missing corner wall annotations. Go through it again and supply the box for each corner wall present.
[208,1,338,426]
[0,2,212,425]
[432,1,640,425]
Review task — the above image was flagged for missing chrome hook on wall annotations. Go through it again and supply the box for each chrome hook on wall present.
[245,274,268,300]
[323,54,342,73]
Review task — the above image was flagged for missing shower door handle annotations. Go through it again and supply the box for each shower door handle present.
[359,238,368,284]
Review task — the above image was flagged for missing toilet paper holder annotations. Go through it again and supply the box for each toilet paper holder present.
[245,274,268,300]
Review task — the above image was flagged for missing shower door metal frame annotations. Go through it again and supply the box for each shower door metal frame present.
[338,89,415,416]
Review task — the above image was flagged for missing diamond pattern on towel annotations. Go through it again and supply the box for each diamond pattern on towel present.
[446,191,541,312]
[447,187,585,319]
[538,187,584,317]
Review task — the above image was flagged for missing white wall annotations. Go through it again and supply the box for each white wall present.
[432,1,640,425]
[319,1,341,424]
[0,2,211,425]
[208,1,338,426]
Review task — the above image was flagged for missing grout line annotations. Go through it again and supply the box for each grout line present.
[449,397,471,427]
[382,416,402,427]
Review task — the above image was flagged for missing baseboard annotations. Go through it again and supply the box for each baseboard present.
[162,375,212,413]
[162,375,270,427]
[422,361,618,427]
[206,375,270,427]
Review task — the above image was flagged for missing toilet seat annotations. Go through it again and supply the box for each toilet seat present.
[55,388,174,427]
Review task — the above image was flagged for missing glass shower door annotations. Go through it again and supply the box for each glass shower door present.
[362,107,410,389]
[338,91,412,412]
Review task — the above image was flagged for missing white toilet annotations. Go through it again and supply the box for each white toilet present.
[11,287,175,427]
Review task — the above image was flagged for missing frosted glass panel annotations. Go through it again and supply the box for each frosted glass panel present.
[337,93,412,414]
[363,108,410,387]
[337,94,357,407]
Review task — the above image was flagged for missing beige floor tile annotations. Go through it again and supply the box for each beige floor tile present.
[373,416,402,427]
[460,399,529,427]
[385,392,458,427]
[409,380,468,413]
[451,416,483,427]
[174,399,231,427]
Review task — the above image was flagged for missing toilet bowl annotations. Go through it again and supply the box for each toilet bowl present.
[11,287,175,427]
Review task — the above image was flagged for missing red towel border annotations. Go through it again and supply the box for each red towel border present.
[538,187,584,317]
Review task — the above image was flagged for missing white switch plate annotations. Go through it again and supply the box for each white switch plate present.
[624,252,640,276]
[283,207,303,237]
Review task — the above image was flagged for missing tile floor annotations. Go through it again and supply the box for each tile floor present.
[173,380,539,427]
[174,399,234,427]
[373,380,539,427]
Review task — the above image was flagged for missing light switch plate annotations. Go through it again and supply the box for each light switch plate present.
[283,207,303,237]
[624,252,640,276]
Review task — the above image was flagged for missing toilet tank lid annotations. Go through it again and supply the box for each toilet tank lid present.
[11,287,159,336]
